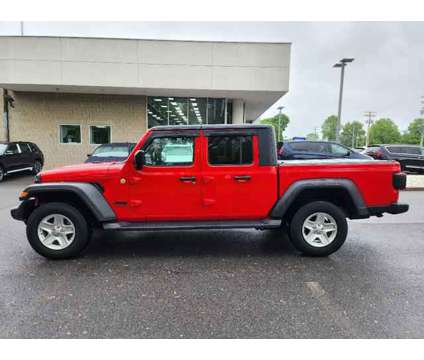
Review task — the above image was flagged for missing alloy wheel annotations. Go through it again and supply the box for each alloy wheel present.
[302,212,338,247]
[37,214,76,250]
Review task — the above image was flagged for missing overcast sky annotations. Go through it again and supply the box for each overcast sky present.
[1,21,423,137]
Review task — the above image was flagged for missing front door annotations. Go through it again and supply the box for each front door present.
[3,143,23,172]
[126,134,203,221]
[200,134,278,220]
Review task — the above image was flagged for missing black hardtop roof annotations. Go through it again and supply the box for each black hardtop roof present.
[151,124,271,131]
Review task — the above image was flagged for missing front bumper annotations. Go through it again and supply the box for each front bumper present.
[10,198,36,222]
[368,203,409,216]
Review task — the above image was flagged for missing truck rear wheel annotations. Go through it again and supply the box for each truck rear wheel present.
[288,201,348,256]
[26,202,90,259]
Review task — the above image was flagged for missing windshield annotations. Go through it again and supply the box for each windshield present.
[92,145,129,158]
[0,144,7,155]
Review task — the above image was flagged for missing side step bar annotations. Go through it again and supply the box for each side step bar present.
[103,219,282,231]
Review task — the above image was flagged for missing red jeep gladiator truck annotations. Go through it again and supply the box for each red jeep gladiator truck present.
[11,125,408,259]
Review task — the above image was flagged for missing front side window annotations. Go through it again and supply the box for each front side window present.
[208,136,253,165]
[6,143,19,155]
[60,125,81,144]
[90,126,111,145]
[143,136,194,166]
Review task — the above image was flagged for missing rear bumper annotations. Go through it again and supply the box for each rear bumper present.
[368,203,409,216]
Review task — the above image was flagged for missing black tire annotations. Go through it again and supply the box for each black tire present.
[32,160,43,175]
[288,201,348,257]
[0,165,4,182]
[26,202,90,259]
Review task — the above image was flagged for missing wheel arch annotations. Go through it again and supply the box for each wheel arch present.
[270,179,369,220]
[17,182,116,224]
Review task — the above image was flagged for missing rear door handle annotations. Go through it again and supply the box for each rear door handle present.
[234,175,251,182]
[179,176,196,183]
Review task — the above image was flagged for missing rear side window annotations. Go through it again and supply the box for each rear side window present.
[28,143,38,152]
[20,143,32,153]
[386,146,421,155]
[330,143,350,156]
[289,142,330,153]
[208,136,253,165]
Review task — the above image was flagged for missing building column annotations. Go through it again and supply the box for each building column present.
[231,99,245,124]
[0,89,7,142]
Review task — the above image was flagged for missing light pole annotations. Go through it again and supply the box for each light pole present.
[277,106,284,142]
[364,111,376,147]
[333,58,354,142]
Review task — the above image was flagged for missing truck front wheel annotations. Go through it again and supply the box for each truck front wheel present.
[26,202,90,259]
[288,201,348,256]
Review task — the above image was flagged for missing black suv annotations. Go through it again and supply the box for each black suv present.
[278,140,371,160]
[0,142,44,182]
[364,144,424,172]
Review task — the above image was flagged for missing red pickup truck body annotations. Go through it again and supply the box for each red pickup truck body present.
[11,125,408,259]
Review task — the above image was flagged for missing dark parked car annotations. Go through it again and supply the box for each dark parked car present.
[85,142,136,163]
[364,144,424,172]
[0,142,44,182]
[278,140,371,160]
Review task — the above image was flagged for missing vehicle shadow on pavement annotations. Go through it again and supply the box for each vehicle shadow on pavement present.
[82,228,299,259]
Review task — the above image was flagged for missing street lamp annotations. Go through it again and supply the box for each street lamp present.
[333,58,354,142]
[277,106,284,142]
[420,96,424,147]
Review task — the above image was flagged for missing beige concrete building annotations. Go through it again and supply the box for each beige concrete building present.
[0,36,291,169]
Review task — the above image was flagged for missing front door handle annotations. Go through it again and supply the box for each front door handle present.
[179,176,196,183]
[234,175,251,182]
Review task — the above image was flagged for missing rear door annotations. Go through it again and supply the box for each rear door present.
[200,132,277,220]
[19,143,34,167]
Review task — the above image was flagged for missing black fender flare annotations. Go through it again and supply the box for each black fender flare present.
[270,178,369,219]
[18,182,116,222]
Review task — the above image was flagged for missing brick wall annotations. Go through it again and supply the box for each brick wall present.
[8,92,147,169]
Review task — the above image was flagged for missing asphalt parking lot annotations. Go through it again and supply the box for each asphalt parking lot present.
[1,174,424,338]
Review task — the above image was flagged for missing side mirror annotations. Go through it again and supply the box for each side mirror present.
[134,150,145,170]
[5,150,13,155]
[87,153,92,158]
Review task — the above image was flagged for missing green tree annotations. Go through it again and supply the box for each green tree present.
[321,115,338,141]
[340,121,366,148]
[306,132,320,141]
[260,113,290,142]
[401,118,424,145]
[368,118,401,144]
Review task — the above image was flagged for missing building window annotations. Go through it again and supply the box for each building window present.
[90,125,111,145]
[60,125,81,144]
[147,97,231,128]
[208,136,253,165]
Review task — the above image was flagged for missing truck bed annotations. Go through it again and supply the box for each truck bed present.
[278,159,401,207]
